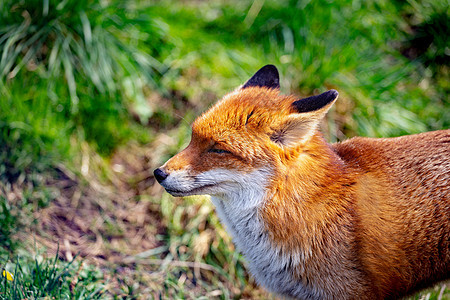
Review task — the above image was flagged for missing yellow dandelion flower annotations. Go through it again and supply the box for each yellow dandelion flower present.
[2,269,14,281]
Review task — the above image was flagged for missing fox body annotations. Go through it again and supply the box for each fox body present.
[154,65,450,299]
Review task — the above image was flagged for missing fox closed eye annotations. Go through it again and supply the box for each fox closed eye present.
[208,147,232,154]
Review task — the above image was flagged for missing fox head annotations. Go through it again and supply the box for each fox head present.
[154,65,338,199]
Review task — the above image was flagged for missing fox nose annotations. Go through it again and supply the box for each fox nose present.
[154,168,169,183]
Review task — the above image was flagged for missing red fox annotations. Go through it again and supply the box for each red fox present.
[154,65,450,299]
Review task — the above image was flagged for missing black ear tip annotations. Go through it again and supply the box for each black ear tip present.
[292,89,339,113]
[260,64,279,73]
[242,64,280,90]
[328,89,339,98]
[318,89,339,102]
[258,64,279,79]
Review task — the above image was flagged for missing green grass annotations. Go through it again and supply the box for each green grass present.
[0,0,163,157]
[0,0,448,298]
[1,252,106,299]
[0,197,19,252]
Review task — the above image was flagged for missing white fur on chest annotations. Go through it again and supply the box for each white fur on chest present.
[207,169,323,299]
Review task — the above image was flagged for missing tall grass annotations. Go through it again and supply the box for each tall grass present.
[0,0,164,157]
[0,0,164,101]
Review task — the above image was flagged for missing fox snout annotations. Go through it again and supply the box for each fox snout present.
[153,167,185,196]
[153,168,168,183]
[153,166,210,197]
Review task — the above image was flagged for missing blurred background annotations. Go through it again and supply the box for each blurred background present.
[0,0,448,298]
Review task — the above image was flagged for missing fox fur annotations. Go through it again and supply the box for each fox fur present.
[154,65,450,299]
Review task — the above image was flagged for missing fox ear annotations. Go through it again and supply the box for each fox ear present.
[242,65,280,90]
[271,90,338,147]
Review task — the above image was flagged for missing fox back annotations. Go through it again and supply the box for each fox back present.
[154,65,450,299]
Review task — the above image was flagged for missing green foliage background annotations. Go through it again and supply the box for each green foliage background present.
[0,0,448,298]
